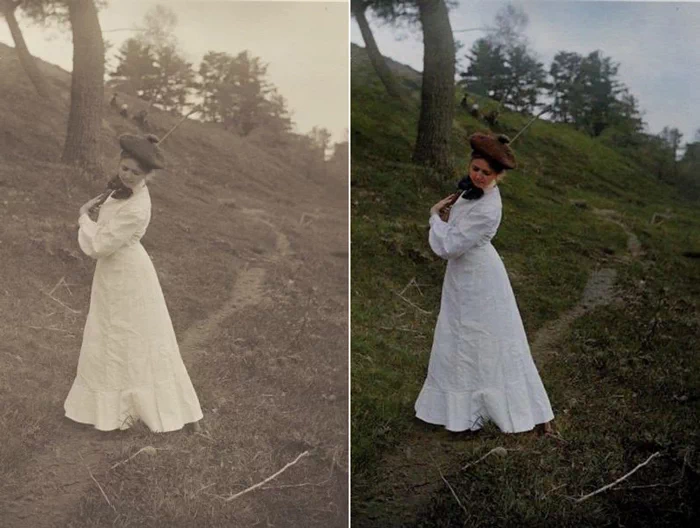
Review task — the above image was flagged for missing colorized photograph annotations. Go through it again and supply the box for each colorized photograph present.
[351,0,700,526]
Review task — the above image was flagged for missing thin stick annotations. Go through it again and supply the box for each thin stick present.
[399,277,416,296]
[222,451,310,502]
[432,457,468,517]
[110,446,158,470]
[42,290,81,314]
[48,276,65,297]
[157,107,201,145]
[462,447,511,470]
[261,476,332,490]
[617,451,689,491]
[27,325,72,334]
[574,452,661,503]
[378,326,423,334]
[394,291,431,315]
[195,482,216,496]
[541,483,567,500]
[510,105,552,144]
[80,453,116,513]
[61,277,73,296]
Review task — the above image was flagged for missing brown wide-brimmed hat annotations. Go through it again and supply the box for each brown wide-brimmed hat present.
[119,133,165,171]
[469,132,516,170]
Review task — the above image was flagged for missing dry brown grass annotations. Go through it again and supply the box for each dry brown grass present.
[0,43,347,527]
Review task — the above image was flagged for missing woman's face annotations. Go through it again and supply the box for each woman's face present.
[469,158,500,189]
[118,157,148,189]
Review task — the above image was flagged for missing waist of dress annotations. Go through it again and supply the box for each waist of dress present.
[448,242,499,265]
[101,241,147,260]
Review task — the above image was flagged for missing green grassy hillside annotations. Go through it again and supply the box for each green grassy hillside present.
[351,43,699,527]
[0,43,347,527]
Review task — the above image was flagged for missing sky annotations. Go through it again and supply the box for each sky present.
[351,0,700,144]
[0,0,349,143]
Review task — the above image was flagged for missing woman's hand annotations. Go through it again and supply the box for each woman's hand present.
[79,195,104,217]
[431,193,459,217]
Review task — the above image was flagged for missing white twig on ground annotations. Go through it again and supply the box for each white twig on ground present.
[462,447,511,470]
[195,431,215,442]
[261,476,332,490]
[399,277,416,296]
[110,446,158,470]
[378,325,423,334]
[541,483,567,500]
[394,291,431,315]
[48,276,65,297]
[431,456,468,517]
[573,452,661,503]
[62,277,73,296]
[42,290,81,314]
[196,482,216,496]
[546,431,568,443]
[80,453,116,513]
[221,451,310,502]
[27,325,72,334]
[617,451,690,491]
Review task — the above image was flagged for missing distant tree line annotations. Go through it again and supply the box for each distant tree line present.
[1,1,346,180]
[352,0,699,198]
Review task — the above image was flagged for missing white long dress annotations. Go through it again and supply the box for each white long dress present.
[414,186,554,433]
[64,183,204,432]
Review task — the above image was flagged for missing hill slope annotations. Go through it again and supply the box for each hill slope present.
[0,43,348,527]
[351,44,700,527]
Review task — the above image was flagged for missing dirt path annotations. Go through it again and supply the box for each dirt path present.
[533,207,642,362]
[180,206,291,355]
[0,206,294,528]
[354,210,642,527]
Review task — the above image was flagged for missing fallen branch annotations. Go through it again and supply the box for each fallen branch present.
[546,431,568,443]
[617,451,690,491]
[195,431,215,442]
[541,483,567,500]
[110,446,158,470]
[378,325,424,334]
[196,482,216,496]
[48,276,65,297]
[222,451,310,502]
[80,453,116,513]
[394,291,431,315]
[399,277,416,296]
[261,475,332,490]
[42,290,81,314]
[462,447,510,470]
[573,452,661,503]
[28,325,73,334]
[432,456,468,517]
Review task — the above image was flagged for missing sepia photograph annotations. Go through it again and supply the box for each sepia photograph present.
[351,0,700,526]
[0,0,348,526]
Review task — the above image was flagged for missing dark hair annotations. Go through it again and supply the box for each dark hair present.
[470,151,506,174]
[118,152,150,174]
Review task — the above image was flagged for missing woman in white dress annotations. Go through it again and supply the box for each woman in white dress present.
[415,133,554,434]
[64,134,204,433]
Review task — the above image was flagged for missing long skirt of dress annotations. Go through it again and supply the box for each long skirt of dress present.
[64,242,203,432]
[415,243,554,433]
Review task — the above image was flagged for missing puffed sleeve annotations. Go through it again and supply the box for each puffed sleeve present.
[78,201,148,259]
[428,201,501,260]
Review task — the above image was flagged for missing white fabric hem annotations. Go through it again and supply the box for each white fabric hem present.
[415,385,554,434]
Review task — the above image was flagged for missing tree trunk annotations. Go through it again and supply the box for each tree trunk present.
[61,0,105,175]
[412,0,455,176]
[352,1,402,100]
[1,1,51,98]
